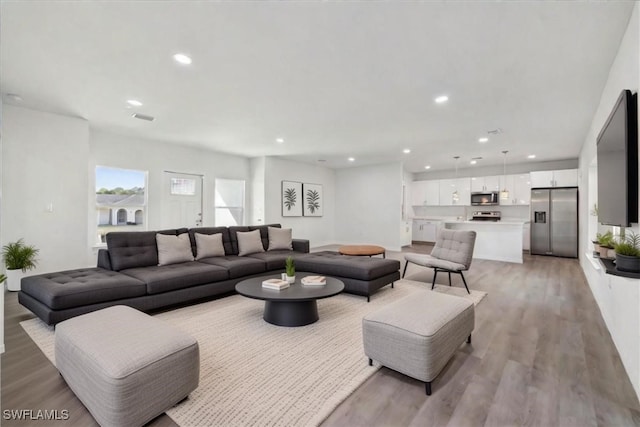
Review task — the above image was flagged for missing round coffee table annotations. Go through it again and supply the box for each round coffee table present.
[235,273,344,327]
[339,244,386,258]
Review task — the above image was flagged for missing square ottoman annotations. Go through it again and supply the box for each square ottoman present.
[362,291,474,395]
[55,305,199,427]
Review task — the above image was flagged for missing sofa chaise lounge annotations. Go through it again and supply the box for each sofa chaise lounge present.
[18,224,401,325]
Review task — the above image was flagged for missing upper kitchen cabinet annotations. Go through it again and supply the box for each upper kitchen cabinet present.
[411,180,440,206]
[499,174,531,205]
[440,178,470,206]
[530,169,578,188]
[470,175,501,192]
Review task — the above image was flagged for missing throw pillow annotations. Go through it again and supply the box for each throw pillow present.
[237,229,265,256]
[156,233,194,266]
[268,226,293,251]
[195,232,226,260]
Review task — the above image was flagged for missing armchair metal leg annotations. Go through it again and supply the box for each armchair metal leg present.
[431,268,438,290]
[448,271,452,286]
[402,261,409,278]
[425,381,432,395]
[460,271,470,294]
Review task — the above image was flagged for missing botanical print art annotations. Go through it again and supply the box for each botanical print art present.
[303,183,323,217]
[282,181,303,217]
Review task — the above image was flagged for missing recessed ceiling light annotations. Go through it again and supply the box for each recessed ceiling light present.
[403,149,411,154]
[127,99,143,107]
[434,95,448,104]
[424,165,431,170]
[528,154,536,159]
[470,160,477,165]
[173,53,192,65]
[348,157,355,162]
[276,138,284,143]
[478,137,489,143]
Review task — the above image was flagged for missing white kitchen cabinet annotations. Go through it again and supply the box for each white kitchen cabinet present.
[471,175,500,192]
[499,174,531,205]
[412,220,438,242]
[439,178,470,206]
[410,180,440,206]
[523,223,530,251]
[530,169,577,188]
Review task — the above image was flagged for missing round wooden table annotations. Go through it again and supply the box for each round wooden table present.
[235,273,344,327]
[338,245,386,258]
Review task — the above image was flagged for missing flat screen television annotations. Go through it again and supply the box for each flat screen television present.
[597,89,638,227]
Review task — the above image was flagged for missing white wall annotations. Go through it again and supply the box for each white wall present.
[248,157,266,226]
[2,105,90,273]
[578,3,640,399]
[335,162,404,250]
[263,157,336,247]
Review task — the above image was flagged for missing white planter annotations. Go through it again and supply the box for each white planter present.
[6,269,27,292]
[286,275,296,284]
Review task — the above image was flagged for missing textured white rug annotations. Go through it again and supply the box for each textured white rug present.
[20,280,486,426]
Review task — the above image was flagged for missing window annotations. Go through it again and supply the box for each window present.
[170,178,196,195]
[96,166,147,243]
[215,179,245,226]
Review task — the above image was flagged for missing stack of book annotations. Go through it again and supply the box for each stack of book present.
[301,275,327,286]
[261,278,290,290]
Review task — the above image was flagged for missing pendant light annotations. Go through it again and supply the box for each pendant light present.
[500,150,509,200]
[452,156,460,203]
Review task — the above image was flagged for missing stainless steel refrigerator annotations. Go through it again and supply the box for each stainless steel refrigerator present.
[530,187,578,258]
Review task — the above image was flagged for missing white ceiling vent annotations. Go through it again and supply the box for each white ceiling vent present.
[132,113,155,121]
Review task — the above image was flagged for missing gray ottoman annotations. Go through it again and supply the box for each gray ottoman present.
[363,291,474,395]
[55,305,199,427]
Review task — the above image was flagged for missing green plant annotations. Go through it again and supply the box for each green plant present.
[590,203,598,217]
[0,274,6,284]
[2,239,39,272]
[615,231,640,257]
[285,256,295,277]
[597,231,615,248]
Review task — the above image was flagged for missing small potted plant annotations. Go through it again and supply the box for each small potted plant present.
[285,256,296,284]
[597,230,615,259]
[2,239,39,291]
[614,231,640,273]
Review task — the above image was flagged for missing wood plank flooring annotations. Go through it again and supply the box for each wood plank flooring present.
[2,246,639,426]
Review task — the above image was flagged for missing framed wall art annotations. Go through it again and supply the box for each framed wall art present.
[303,183,323,217]
[281,181,303,217]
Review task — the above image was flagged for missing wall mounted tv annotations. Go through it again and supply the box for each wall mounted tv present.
[597,89,638,227]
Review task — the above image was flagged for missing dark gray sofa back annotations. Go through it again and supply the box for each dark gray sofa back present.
[106,228,186,271]
[188,227,233,256]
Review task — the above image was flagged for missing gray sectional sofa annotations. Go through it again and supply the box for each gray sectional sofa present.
[18,224,401,325]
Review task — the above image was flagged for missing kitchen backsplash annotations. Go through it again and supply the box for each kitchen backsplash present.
[412,205,530,220]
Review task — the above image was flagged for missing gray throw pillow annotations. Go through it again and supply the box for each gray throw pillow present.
[237,229,265,256]
[156,233,194,265]
[195,232,226,260]
[268,226,293,251]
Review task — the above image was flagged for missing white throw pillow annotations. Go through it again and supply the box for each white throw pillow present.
[237,229,265,256]
[156,233,194,266]
[195,232,226,260]
[268,227,293,251]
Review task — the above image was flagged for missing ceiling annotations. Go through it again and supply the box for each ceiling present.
[1,1,635,172]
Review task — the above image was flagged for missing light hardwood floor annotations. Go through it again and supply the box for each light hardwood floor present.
[2,246,639,426]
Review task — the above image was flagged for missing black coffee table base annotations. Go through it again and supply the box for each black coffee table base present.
[264,300,319,327]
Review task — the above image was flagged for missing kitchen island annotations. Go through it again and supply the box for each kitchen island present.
[443,220,525,264]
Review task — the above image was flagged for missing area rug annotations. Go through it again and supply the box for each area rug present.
[20,280,486,426]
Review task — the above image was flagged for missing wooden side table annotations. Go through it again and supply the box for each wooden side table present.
[338,245,386,258]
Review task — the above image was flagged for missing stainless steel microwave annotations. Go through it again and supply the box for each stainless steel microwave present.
[470,192,499,206]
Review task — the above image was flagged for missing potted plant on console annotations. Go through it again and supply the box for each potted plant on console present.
[2,239,39,291]
[614,231,640,273]
[597,231,615,259]
[285,256,296,284]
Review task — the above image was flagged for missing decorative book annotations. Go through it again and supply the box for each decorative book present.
[262,279,290,290]
[301,275,327,286]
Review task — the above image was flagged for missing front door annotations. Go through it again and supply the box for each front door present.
[162,172,203,228]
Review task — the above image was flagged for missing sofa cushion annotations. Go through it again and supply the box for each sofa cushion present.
[157,233,194,266]
[268,227,293,251]
[20,268,147,310]
[121,262,229,295]
[247,250,303,270]
[229,224,281,254]
[295,251,400,281]
[107,229,181,271]
[194,233,226,260]
[237,230,265,256]
[198,256,267,279]
[189,227,233,256]
[249,224,281,251]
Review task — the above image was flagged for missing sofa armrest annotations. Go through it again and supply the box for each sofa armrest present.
[97,249,113,270]
[292,239,310,253]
